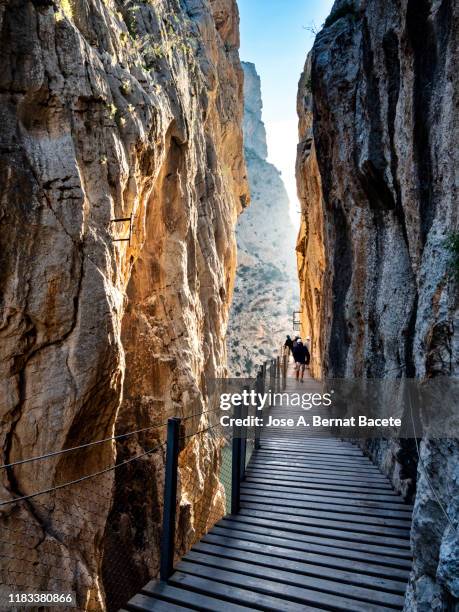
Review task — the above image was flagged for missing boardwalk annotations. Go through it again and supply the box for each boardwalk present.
[124,371,412,611]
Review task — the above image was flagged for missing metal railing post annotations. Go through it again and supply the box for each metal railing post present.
[255,368,263,450]
[240,386,249,480]
[231,404,242,514]
[283,353,287,390]
[276,356,281,392]
[160,417,181,581]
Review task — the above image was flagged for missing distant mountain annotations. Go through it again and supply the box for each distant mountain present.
[227,62,299,376]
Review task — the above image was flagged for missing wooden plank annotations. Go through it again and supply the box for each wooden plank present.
[240,494,412,517]
[253,457,386,473]
[125,592,191,611]
[212,524,413,567]
[257,444,370,454]
[259,439,357,444]
[169,571,311,612]
[259,443,355,452]
[254,449,378,460]
[250,465,385,478]
[192,541,408,594]
[258,445,364,454]
[257,444,372,453]
[246,467,390,484]
[242,481,402,502]
[247,475,402,490]
[217,518,412,557]
[249,469,386,482]
[244,478,402,503]
[237,508,411,539]
[177,559,401,611]
[257,448,367,458]
[247,461,390,486]
[252,458,385,472]
[257,450,372,470]
[252,455,372,465]
[202,532,411,580]
[141,580,253,611]
[249,462,387,476]
[246,472,394,490]
[257,445,371,454]
[258,440,352,450]
[264,440,349,444]
[240,501,412,528]
[257,442,369,452]
[239,486,412,510]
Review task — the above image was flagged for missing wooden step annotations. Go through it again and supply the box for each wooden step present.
[125,592,192,611]
[240,493,413,516]
[192,541,408,594]
[217,519,412,559]
[202,532,411,580]
[235,509,411,541]
[140,580,253,611]
[239,501,412,528]
[170,571,313,611]
[177,559,403,611]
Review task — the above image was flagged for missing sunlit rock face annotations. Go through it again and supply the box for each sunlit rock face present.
[228,62,298,376]
[297,1,459,609]
[295,54,329,380]
[0,0,247,608]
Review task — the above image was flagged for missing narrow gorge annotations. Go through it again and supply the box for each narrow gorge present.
[228,61,298,378]
[296,0,459,609]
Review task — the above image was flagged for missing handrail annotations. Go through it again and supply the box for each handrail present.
[0,421,169,471]
[0,442,165,507]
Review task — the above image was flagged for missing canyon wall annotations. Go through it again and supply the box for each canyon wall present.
[295,54,329,380]
[228,62,298,376]
[0,0,247,609]
[297,0,459,609]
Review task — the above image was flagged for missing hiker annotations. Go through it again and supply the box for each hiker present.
[284,335,294,359]
[292,335,300,349]
[292,339,310,382]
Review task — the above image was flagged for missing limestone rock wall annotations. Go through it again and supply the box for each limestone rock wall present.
[295,54,330,380]
[0,0,247,609]
[297,0,459,608]
[228,62,298,376]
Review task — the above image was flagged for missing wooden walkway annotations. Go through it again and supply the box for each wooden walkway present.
[124,372,412,611]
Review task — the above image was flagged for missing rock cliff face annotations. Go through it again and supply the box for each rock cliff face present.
[0,0,247,609]
[297,0,459,609]
[228,62,298,376]
[295,54,329,380]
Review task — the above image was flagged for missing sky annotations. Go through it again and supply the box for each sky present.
[238,0,335,226]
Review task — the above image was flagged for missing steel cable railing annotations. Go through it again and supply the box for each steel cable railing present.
[0,420,168,612]
[0,359,282,611]
[0,420,170,472]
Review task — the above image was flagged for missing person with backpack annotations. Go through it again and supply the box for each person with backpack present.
[284,335,294,360]
[292,339,310,382]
